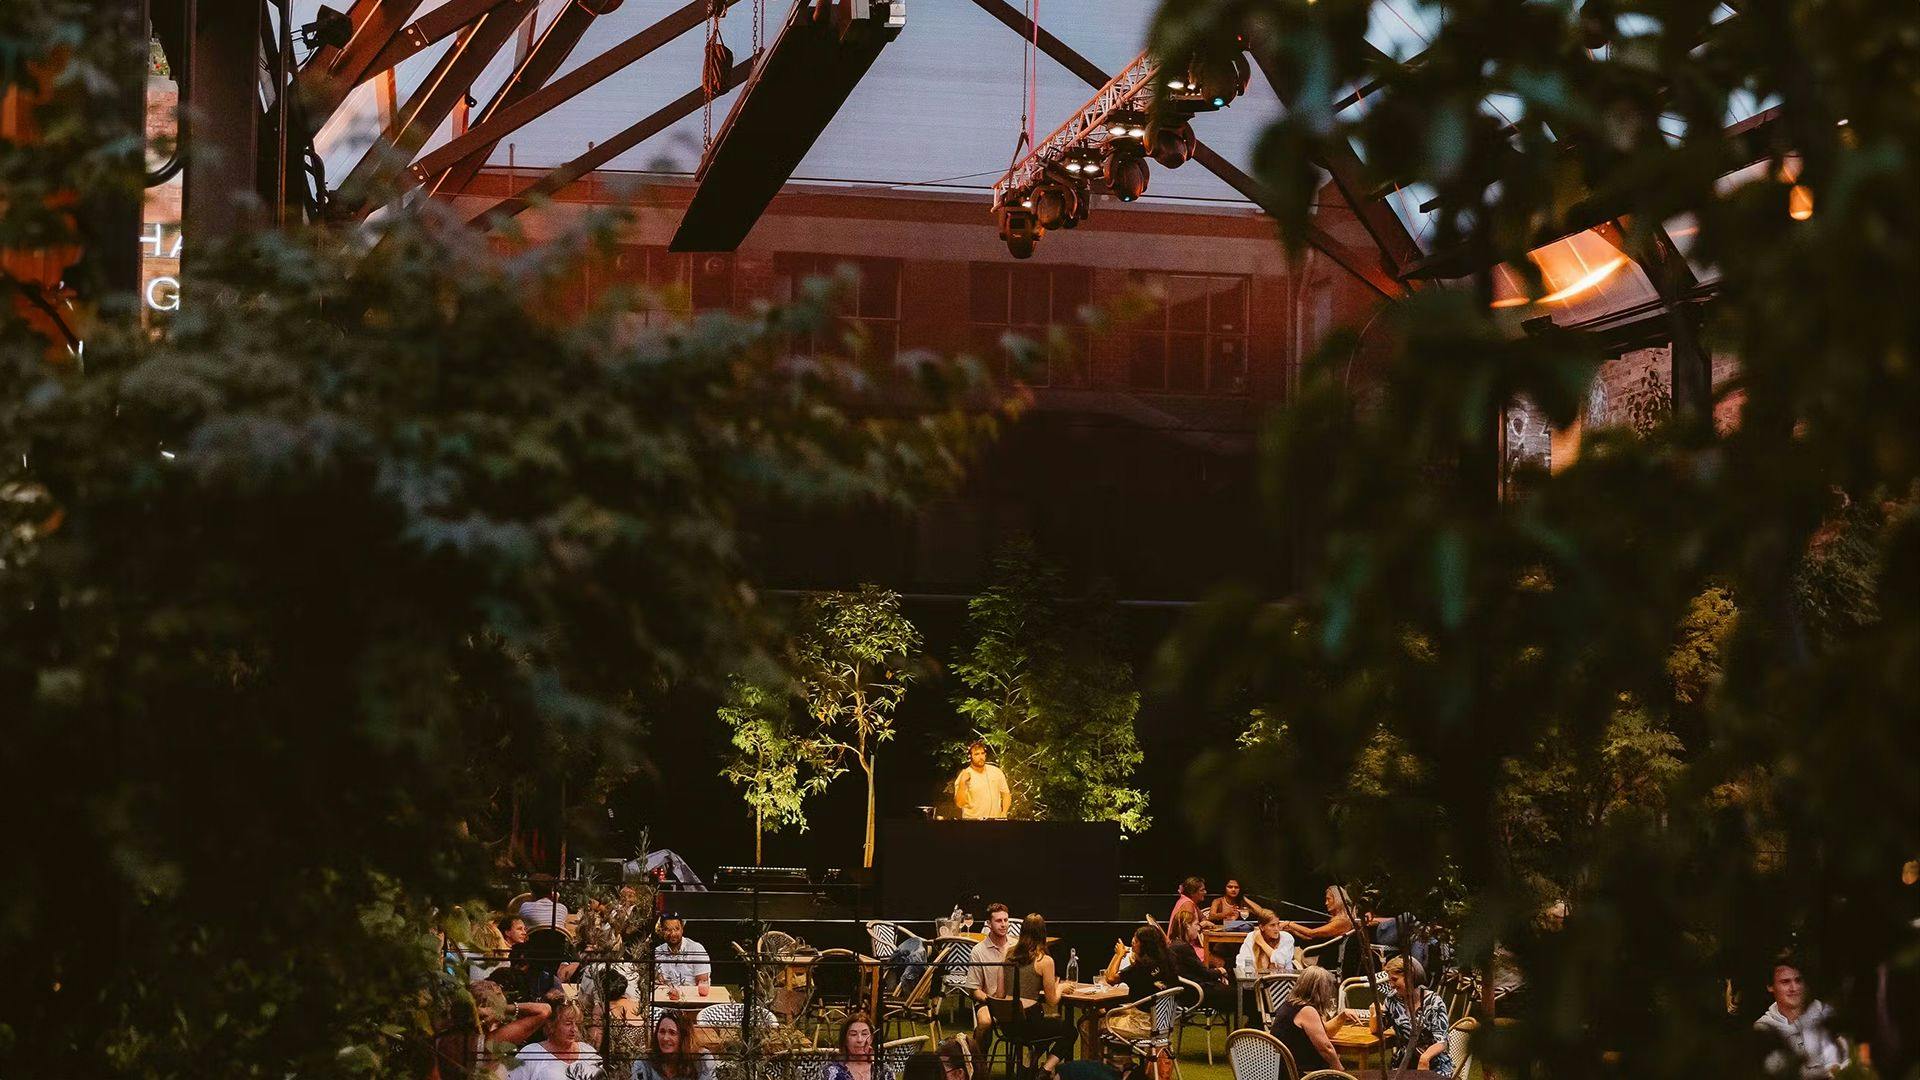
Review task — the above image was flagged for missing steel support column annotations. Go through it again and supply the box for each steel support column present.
[1597,217,1711,418]
[182,0,264,251]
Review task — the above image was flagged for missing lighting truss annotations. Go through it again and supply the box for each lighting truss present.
[991,50,1156,213]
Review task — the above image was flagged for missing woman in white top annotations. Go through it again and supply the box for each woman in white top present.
[508,1001,604,1080]
[1236,913,1297,976]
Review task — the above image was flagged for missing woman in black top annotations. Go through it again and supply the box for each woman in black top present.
[1100,925,1177,1041]
[1003,913,1076,1078]
[1269,966,1349,1073]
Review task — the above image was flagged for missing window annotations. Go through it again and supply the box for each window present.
[967,262,1092,386]
[607,246,734,326]
[772,253,900,358]
[1126,273,1250,394]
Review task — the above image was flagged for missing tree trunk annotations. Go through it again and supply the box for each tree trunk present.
[754,804,763,865]
[863,756,877,868]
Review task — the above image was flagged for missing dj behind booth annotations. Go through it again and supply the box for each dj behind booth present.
[880,743,1119,920]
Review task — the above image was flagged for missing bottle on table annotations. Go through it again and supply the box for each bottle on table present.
[1065,948,1079,985]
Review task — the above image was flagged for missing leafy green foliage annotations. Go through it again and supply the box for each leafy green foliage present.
[1152,0,1920,1072]
[719,677,843,863]
[952,539,1150,832]
[797,584,923,868]
[1,20,995,1068]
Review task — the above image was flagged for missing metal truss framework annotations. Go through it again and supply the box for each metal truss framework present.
[991,51,1155,210]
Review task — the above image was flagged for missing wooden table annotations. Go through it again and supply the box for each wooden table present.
[653,985,733,1005]
[1329,1020,1391,1069]
[1057,982,1130,1059]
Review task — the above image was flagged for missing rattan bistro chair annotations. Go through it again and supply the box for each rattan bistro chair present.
[1175,976,1226,1064]
[1101,983,1195,1080]
[804,948,869,1042]
[1336,976,1376,1013]
[881,941,953,1041]
[1254,972,1298,1028]
[1227,1027,1300,1080]
[1297,1072,1358,1080]
[1447,1016,1479,1080]
[772,1046,838,1080]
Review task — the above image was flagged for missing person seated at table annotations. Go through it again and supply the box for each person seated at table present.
[518,875,571,932]
[506,1000,602,1080]
[1268,966,1353,1073]
[969,903,1019,1047]
[902,1037,975,1080]
[1236,913,1296,977]
[1206,879,1271,931]
[1100,925,1177,1040]
[1166,908,1214,969]
[583,968,648,1073]
[1167,909,1234,1014]
[1375,956,1453,1075]
[1167,878,1209,932]
[431,979,552,1079]
[654,914,713,998]
[825,1013,892,1080]
[1277,886,1359,949]
[636,1009,718,1080]
[1752,957,1848,1077]
[1000,913,1077,1079]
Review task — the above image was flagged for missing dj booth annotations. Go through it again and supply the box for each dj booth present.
[877,819,1119,920]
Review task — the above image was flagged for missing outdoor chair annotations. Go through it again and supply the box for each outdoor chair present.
[882,1035,928,1077]
[772,1046,838,1080]
[698,1002,779,1032]
[1298,1071,1358,1080]
[1447,1016,1478,1080]
[867,919,927,961]
[939,938,978,1023]
[1336,976,1375,1013]
[804,948,870,1042]
[1226,1027,1300,1080]
[1174,975,1226,1064]
[1100,982,1195,1080]
[880,941,954,1042]
[1255,972,1298,1028]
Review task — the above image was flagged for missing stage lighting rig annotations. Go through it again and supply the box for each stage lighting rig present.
[990,44,1244,258]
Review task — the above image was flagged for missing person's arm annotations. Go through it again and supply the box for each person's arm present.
[1419,1041,1445,1069]
[694,943,712,987]
[1297,1006,1345,1070]
[954,772,970,813]
[1040,954,1062,1006]
[492,1001,552,1047]
[993,768,1010,816]
[1104,941,1127,984]
[1284,913,1354,942]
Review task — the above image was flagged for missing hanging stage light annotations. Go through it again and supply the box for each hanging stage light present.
[1105,152,1150,202]
[999,204,1041,258]
[1104,109,1150,142]
[1062,146,1105,177]
[1031,180,1082,229]
[1149,122,1195,168]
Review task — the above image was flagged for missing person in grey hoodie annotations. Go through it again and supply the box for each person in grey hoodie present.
[1754,959,1849,1077]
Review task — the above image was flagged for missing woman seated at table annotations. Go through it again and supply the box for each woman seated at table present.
[1236,913,1297,977]
[583,969,648,1075]
[636,1010,717,1080]
[431,979,551,1079]
[1000,913,1077,1079]
[1376,956,1453,1075]
[507,1001,602,1080]
[1099,925,1177,1040]
[1277,886,1358,947]
[1166,910,1233,1014]
[1268,967,1353,1073]
[825,1013,891,1080]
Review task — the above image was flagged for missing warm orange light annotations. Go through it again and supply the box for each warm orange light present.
[1788,184,1815,220]
[1491,255,1629,308]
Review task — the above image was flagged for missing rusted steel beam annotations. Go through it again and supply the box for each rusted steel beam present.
[427,0,625,198]
[359,0,528,78]
[297,0,429,122]
[464,61,754,224]
[402,0,738,195]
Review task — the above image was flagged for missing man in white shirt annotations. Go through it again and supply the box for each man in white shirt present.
[517,875,571,931]
[654,914,713,998]
[953,741,1012,820]
[1754,960,1848,1077]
